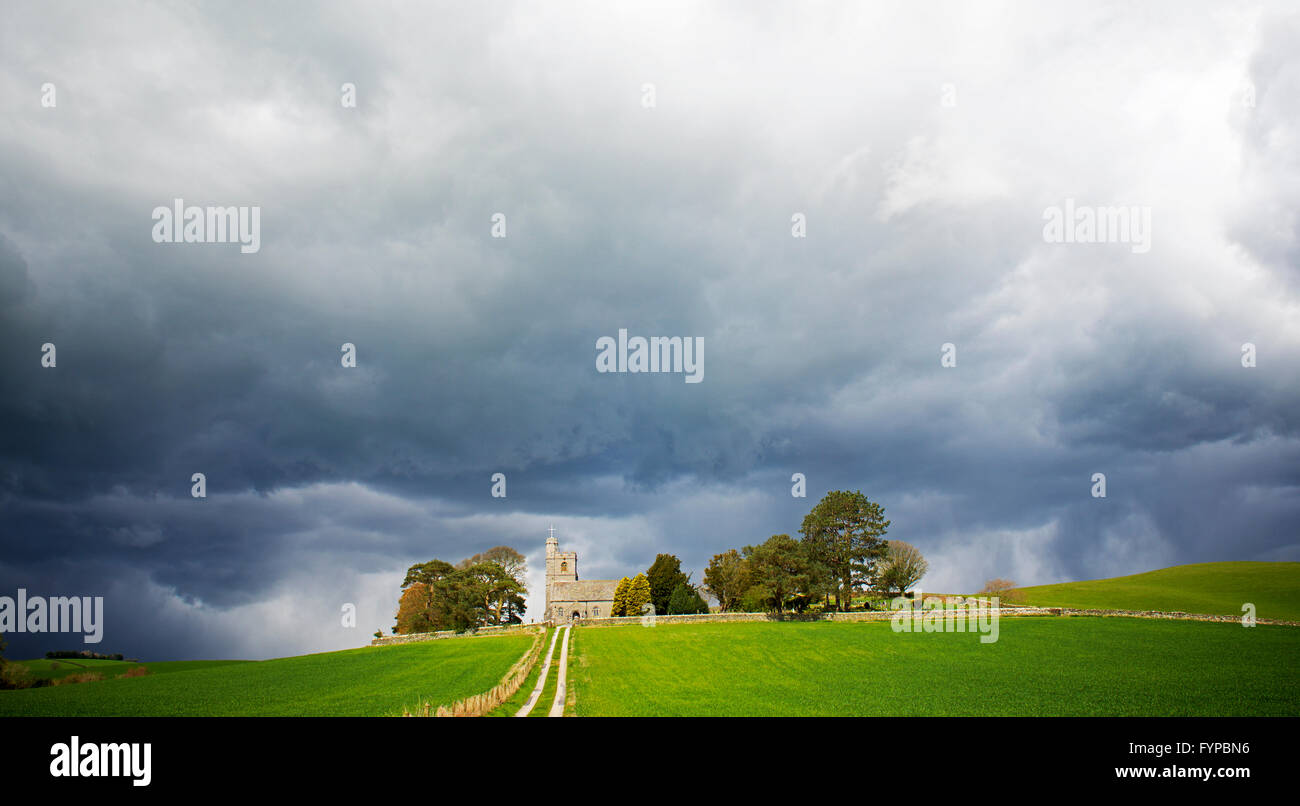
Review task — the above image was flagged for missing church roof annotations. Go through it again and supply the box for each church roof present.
[551,579,618,602]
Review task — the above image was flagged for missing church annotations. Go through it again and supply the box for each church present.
[543,528,619,622]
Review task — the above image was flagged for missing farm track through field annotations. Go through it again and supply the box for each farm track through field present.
[548,625,572,717]
[515,626,562,717]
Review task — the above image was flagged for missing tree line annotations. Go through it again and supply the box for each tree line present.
[609,553,710,617]
[387,490,927,631]
[393,545,528,634]
[703,490,928,614]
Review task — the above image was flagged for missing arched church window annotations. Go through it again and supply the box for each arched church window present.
[560,561,568,572]
[593,606,600,617]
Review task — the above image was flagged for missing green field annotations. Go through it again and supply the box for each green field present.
[0,634,533,716]
[568,619,1300,716]
[3,563,1296,717]
[12,658,247,682]
[486,626,561,717]
[1012,562,1300,620]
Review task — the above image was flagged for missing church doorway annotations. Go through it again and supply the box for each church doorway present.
[570,610,582,621]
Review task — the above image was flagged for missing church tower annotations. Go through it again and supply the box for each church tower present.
[542,526,618,623]
[544,525,578,621]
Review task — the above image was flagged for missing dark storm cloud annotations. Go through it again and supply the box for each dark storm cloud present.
[1,1,1297,659]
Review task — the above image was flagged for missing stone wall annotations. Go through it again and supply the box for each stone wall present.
[556,607,1300,628]
[1051,607,1298,625]
[565,610,1024,627]
[370,622,539,646]
[370,606,1297,646]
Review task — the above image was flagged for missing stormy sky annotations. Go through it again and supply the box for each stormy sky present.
[1,1,1297,660]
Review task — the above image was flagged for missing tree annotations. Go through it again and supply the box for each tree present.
[459,561,526,625]
[395,556,524,634]
[646,554,689,619]
[611,577,631,617]
[704,549,747,612]
[397,559,460,634]
[742,534,813,614]
[502,591,527,624]
[740,585,771,613]
[432,570,490,633]
[799,490,891,611]
[402,559,457,589]
[875,540,928,597]
[979,578,1020,603]
[626,573,653,617]
[395,582,436,634]
[667,583,710,615]
[458,547,528,624]
[459,545,527,580]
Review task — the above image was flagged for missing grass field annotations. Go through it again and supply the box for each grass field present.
[4,563,1295,718]
[486,626,556,717]
[568,618,1300,716]
[12,658,247,682]
[1012,562,1300,620]
[0,634,533,716]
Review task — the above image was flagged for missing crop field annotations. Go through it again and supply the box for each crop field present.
[567,618,1300,716]
[11,658,248,682]
[0,633,533,716]
[4,563,1297,718]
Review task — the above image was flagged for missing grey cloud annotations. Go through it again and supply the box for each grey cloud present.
[1,1,1297,659]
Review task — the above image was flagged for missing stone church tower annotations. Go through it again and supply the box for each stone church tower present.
[543,527,618,623]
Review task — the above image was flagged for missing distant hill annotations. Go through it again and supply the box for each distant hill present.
[1012,561,1300,621]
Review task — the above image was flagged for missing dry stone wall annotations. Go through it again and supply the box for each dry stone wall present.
[553,608,1300,628]
[371,622,538,646]
[370,606,1297,647]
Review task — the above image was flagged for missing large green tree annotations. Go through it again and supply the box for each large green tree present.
[742,534,813,614]
[704,549,747,612]
[459,545,526,576]
[432,570,489,633]
[402,559,457,589]
[396,560,457,634]
[460,561,526,625]
[395,550,528,633]
[459,547,528,624]
[799,490,890,611]
[646,554,689,619]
